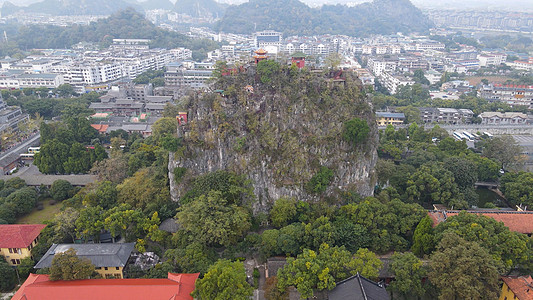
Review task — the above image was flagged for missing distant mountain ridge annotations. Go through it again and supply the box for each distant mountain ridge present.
[216,0,434,36]
[174,0,227,18]
[1,0,142,16]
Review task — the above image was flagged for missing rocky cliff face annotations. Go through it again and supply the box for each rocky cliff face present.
[169,66,378,213]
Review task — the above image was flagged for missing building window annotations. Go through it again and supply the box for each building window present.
[11,259,16,265]
[104,267,108,270]
[16,259,20,264]
[116,267,120,270]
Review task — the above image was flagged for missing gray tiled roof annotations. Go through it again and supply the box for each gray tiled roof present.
[328,273,390,300]
[35,243,135,269]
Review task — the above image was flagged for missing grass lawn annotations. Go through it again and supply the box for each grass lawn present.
[16,198,62,224]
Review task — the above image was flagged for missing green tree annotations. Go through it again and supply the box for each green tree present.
[49,248,100,280]
[482,135,525,171]
[192,259,253,300]
[277,244,382,298]
[151,117,178,142]
[389,252,426,298]
[18,257,36,279]
[270,197,297,228]
[54,207,80,242]
[411,215,435,257]
[306,166,334,194]
[6,187,38,216]
[434,212,531,271]
[164,242,217,275]
[50,179,74,201]
[501,172,533,207]
[405,164,465,209]
[75,206,104,241]
[0,259,17,292]
[176,191,251,247]
[429,232,499,300]
[256,60,281,84]
[54,84,75,97]
[342,118,370,146]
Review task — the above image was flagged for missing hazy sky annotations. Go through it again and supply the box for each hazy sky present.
[5,0,533,11]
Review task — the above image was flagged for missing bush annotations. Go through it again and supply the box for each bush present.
[342,118,370,146]
[306,166,334,194]
[50,179,74,201]
[36,202,44,210]
[173,167,187,183]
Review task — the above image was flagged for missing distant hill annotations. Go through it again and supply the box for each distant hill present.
[0,1,20,17]
[174,0,227,18]
[138,0,174,11]
[216,0,434,36]
[1,0,142,16]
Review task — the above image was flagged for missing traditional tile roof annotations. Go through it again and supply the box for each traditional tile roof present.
[501,276,533,300]
[12,272,200,300]
[35,243,135,269]
[90,124,109,133]
[0,224,46,248]
[328,273,390,300]
[428,210,533,234]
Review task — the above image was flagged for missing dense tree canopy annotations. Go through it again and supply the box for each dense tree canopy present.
[429,232,499,300]
[176,191,251,247]
[49,248,100,280]
[192,259,253,300]
[276,244,382,298]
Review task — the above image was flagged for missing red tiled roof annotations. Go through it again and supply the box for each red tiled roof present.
[12,272,200,300]
[0,224,46,248]
[90,124,109,133]
[428,211,533,234]
[501,276,533,300]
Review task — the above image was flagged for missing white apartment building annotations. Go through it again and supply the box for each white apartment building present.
[367,57,397,76]
[478,53,507,67]
[17,73,64,88]
[380,72,415,94]
[506,58,533,71]
[424,69,442,85]
[253,30,282,49]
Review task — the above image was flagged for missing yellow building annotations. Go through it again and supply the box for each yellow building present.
[0,224,46,266]
[376,112,405,126]
[35,243,135,279]
[500,276,533,300]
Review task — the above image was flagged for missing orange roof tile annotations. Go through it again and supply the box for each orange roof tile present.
[428,211,533,234]
[501,276,533,300]
[0,224,46,248]
[90,124,109,133]
[12,272,199,300]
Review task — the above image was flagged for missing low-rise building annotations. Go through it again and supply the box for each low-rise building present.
[479,112,528,125]
[499,275,533,300]
[478,53,506,67]
[35,243,135,279]
[376,112,405,126]
[428,210,533,237]
[328,273,390,300]
[480,84,533,108]
[424,69,442,85]
[420,107,473,124]
[12,272,200,300]
[0,224,46,266]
